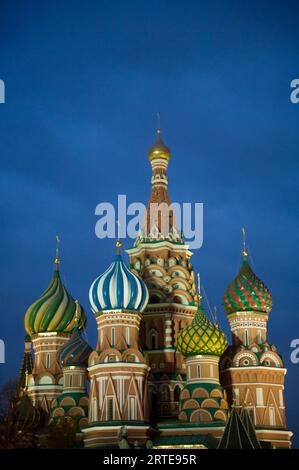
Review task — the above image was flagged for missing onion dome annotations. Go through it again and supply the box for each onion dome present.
[177,304,227,357]
[24,267,86,336]
[89,245,149,314]
[148,128,171,161]
[222,259,272,315]
[58,326,92,367]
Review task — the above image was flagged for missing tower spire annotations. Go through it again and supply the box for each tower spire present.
[54,235,60,270]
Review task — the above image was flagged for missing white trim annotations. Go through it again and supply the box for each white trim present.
[89,363,149,372]
[82,425,150,433]
[222,366,286,374]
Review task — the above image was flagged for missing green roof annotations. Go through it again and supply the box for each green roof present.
[218,408,259,449]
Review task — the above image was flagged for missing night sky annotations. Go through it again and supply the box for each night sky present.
[0,0,298,446]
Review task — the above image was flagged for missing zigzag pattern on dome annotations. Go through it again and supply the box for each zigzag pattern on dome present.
[223,259,272,315]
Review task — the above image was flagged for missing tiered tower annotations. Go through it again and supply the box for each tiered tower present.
[50,304,93,429]
[127,128,198,420]
[24,242,86,409]
[83,242,150,448]
[220,234,292,448]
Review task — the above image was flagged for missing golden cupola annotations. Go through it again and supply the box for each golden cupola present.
[148,128,171,162]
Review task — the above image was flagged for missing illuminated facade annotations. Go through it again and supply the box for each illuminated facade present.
[20,128,292,448]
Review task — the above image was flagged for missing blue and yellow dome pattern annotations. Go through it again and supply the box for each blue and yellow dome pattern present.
[89,252,149,314]
[24,270,86,335]
[177,305,227,357]
[58,327,92,367]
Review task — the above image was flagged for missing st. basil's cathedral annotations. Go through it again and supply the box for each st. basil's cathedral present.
[19,129,292,449]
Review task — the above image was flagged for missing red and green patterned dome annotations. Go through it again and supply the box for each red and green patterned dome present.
[223,259,272,315]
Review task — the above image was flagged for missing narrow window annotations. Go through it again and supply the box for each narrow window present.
[244,330,249,346]
[257,329,262,344]
[108,398,114,420]
[126,327,130,345]
[92,398,97,421]
[151,333,157,350]
[46,353,50,369]
[279,389,284,407]
[174,385,181,402]
[269,406,275,426]
[69,375,73,387]
[161,385,170,402]
[111,327,115,346]
[197,364,201,378]
[256,388,263,406]
[129,397,136,420]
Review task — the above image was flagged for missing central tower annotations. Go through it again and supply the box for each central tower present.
[127,128,198,420]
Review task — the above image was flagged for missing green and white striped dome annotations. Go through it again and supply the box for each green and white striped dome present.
[24,268,86,336]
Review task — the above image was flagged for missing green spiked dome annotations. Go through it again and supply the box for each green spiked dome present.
[177,304,227,357]
[222,259,272,315]
[24,267,86,336]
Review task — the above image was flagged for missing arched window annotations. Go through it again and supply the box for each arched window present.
[160,385,170,402]
[149,386,157,412]
[151,333,158,350]
[174,385,181,402]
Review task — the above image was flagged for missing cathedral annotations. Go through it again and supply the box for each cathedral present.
[20,128,292,449]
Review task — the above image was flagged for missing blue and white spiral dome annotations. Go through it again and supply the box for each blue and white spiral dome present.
[89,253,149,314]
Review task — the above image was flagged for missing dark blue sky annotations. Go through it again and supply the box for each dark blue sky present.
[0,0,298,446]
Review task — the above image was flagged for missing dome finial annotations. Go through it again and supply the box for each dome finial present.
[24,369,29,390]
[116,220,122,254]
[213,305,218,325]
[74,300,80,326]
[197,273,202,302]
[54,234,60,270]
[157,112,161,135]
[242,227,248,259]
